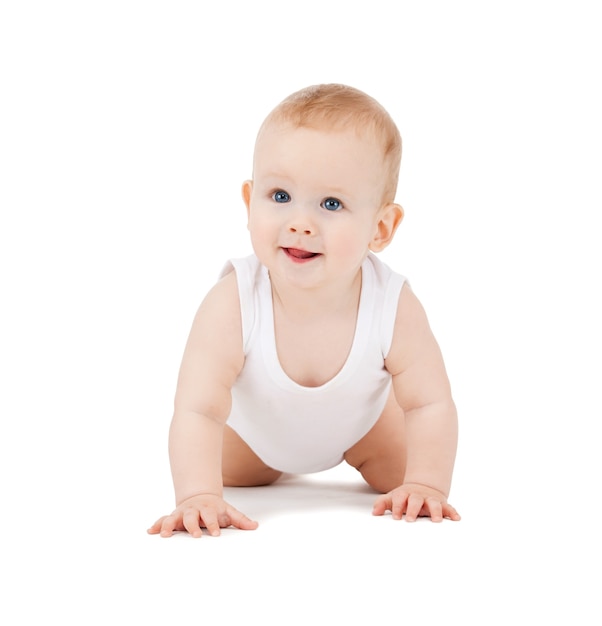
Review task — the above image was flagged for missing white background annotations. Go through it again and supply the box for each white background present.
[1,1,600,623]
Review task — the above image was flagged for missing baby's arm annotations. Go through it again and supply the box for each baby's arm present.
[148,273,257,537]
[375,284,460,522]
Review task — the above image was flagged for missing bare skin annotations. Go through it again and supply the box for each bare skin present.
[221,425,283,487]
[148,121,460,538]
[148,379,457,538]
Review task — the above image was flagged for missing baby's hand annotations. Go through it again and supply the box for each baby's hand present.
[148,493,259,538]
[372,483,461,523]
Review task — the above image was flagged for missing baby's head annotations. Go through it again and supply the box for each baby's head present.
[255,84,402,204]
[244,84,405,274]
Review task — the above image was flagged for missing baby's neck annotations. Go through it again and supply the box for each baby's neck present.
[270,271,362,323]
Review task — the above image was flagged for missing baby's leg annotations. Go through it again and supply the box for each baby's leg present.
[344,387,406,493]
[222,425,282,487]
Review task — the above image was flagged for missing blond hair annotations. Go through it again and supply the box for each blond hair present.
[257,84,402,203]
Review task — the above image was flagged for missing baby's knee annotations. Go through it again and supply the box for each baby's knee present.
[343,404,406,492]
[345,452,405,494]
[222,425,282,487]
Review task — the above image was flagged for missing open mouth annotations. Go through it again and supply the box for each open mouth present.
[283,248,321,262]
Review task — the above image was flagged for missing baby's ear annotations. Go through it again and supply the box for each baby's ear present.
[369,203,404,252]
[241,180,253,227]
[241,180,253,211]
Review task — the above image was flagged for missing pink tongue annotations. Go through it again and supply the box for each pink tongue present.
[289,248,315,259]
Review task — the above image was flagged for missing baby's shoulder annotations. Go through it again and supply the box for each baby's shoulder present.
[193,270,241,333]
[385,284,434,370]
[212,266,240,300]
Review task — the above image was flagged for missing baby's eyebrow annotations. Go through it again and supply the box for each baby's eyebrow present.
[322,186,347,196]
[257,171,293,182]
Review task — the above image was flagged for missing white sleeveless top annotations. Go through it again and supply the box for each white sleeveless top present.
[221,253,407,474]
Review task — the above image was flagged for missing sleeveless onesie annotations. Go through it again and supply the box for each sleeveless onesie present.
[220,253,407,474]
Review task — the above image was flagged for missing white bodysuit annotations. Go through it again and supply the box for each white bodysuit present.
[221,253,407,474]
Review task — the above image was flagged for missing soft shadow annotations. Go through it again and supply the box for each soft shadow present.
[224,473,378,521]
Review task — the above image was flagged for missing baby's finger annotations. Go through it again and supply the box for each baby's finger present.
[182,509,204,538]
[147,516,168,535]
[425,497,443,522]
[226,506,259,531]
[198,508,221,537]
[442,502,461,521]
[404,493,425,522]
[371,494,391,516]
[391,492,409,520]
[158,514,180,537]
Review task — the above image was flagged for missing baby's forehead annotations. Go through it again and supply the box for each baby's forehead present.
[256,119,380,150]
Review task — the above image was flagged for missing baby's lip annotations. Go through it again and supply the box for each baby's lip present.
[283,247,321,260]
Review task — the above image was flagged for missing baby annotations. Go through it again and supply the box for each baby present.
[149,84,460,538]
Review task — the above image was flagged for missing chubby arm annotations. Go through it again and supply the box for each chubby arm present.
[169,272,243,502]
[148,272,257,537]
[375,284,460,522]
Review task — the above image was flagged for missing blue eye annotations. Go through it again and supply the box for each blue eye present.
[273,190,291,203]
[322,197,342,211]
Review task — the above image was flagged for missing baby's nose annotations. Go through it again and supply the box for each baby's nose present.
[288,223,313,235]
[287,208,315,235]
